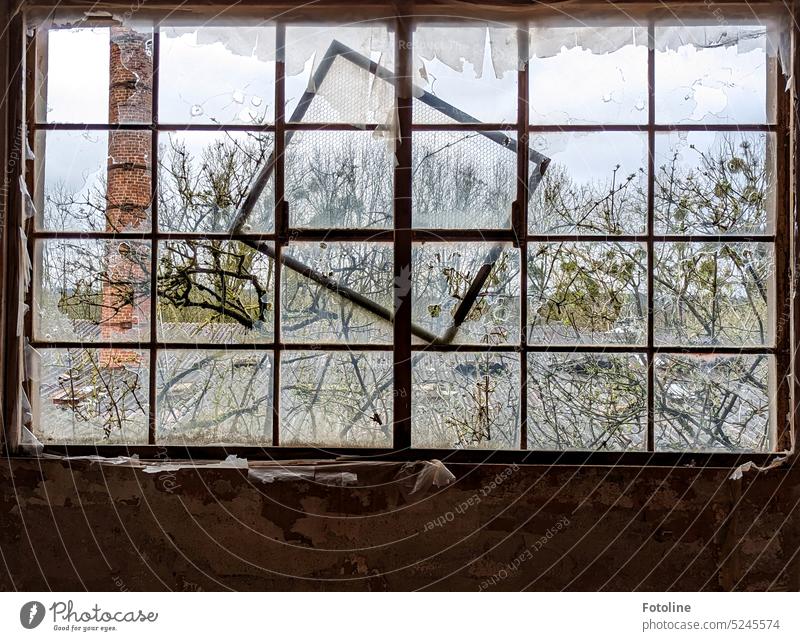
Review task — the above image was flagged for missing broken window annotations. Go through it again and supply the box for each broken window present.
[20,9,790,457]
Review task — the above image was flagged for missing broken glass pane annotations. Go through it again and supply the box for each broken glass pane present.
[654,242,773,346]
[286,25,394,124]
[282,242,393,344]
[529,26,648,125]
[412,131,516,229]
[412,242,520,345]
[157,350,273,445]
[281,350,392,447]
[159,26,275,125]
[527,352,647,450]
[528,242,647,345]
[157,240,274,344]
[34,239,151,343]
[285,131,392,229]
[655,26,772,124]
[654,131,774,235]
[34,348,148,444]
[655,354,772,451]
[158,131,274,233]
[37,129,153,232]
[528,132,647,234]
[40,26,153,124]
[413,25,517,124]
[412,352,520,449]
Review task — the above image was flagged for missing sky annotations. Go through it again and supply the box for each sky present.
[39,24,771,226]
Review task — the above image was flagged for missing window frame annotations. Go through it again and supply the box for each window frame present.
[2,3,796,465]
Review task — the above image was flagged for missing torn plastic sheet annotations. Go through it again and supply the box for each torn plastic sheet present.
[23,340,39,383]
[142,454,248,473]
[42,453,141,465]
[415,23,518,80]
[19,175,34,220]
[405,459,456,494]
[729,454,790,480]
[24,128,35,161]
[34,452,455,492]
[25,6,793,85]
[248,466,358,486]
[24,9,793,138]
[19,425,43,457]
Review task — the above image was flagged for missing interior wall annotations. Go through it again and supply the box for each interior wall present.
[1,458,798,591]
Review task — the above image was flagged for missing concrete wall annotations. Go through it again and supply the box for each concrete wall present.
[1,458,797,590]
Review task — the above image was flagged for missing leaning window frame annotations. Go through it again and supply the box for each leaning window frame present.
[2,2,797,466]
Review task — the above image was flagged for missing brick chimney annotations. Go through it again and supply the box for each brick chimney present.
[100,26,153,368]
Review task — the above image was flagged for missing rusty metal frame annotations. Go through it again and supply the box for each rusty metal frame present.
[9,10,796,463]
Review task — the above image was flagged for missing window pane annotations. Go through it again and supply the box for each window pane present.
[35,239,151,343]
[41,28,109,123]
[37,129,153,232]
[40,27,153,124]
[529,132,647,234]
[412,242,519,345]
[412,352,520,449]
[34,348,148,444]
[654,242,773,346]
[157,350,273,445]
[157,240,274,344]
[280,351,392,447]
[528,242,646,345]
[282,242,393,344]
[285,131,393,229]
[655,354,772,451]
[413,25,517,124]
[412,131,516,229]
[529,26,647,125]
[286,25,394,124]
[527,352,647,450]
[158,131,274,233]
[159,26,275,125]
[654,131,774,235]
[655,26,772,124]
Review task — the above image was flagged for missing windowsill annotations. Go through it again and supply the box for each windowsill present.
[25,443,793,470]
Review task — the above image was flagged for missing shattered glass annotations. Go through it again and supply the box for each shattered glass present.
[36,129,153,232]
[412,242,520,345]
[528,242,647,346]
[655,26,772,125]
[285,131,393,229]
[655,354,772,451]
[158,131,275,233]
[286,25,394,125]
[529,26,647,126]
[157,240,275,344]
[281,351,393,447]
[34,348,149,444]
[159,26,275,125]
[654,131,774,235]
[412,352,520,449]
[157,350,274,445]
[34,239,151,343]
[414,25,517,124]
[527,352,647,450]
[41,26,153,124]
[654,242,774,346]
[528,132,648,234]
[412,131,517,229]
[281,242,393,344]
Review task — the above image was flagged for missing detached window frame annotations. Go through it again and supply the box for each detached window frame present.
[2,2,797,465]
